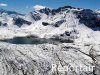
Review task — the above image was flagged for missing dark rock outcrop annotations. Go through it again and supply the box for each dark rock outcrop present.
[13,17,31,27]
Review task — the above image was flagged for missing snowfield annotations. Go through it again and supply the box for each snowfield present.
[0,42,98,75]
[0,5,100,75]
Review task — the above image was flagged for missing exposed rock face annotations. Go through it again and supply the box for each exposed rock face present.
[13,17,31,27]
[0,22,7,26]
[74,9,95,27]
[25,12,41,22]
[39,8,52,15]
[42,22,50,26]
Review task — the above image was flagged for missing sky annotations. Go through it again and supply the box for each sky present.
[0,0,100,14]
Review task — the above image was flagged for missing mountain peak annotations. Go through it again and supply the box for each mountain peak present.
[33,5,52,15]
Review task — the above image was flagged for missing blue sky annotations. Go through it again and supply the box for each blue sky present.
[0,0,100,13]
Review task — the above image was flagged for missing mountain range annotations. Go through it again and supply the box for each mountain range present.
[0,5,100,28]
[0,5,100,75]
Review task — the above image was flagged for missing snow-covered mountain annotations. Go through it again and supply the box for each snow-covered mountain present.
[0,5,100,75]
[0,9,32,27]
[0,5,100,28]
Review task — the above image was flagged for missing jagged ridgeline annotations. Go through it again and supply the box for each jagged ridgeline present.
[0,5,100,28]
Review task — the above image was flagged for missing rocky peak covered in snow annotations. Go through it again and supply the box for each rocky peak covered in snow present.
[33,5,52,15]
[0,5,100,28]
[27,5,100,29]
[52,6,75,14]
[25,11,41,22]
[74,9,99,28]
[0,9,32,27]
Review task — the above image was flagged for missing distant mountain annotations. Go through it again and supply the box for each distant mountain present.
[0,5,100,29]
[0,9,32,27]
[0,9,24,15]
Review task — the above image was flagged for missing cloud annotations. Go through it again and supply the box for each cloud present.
[33,5,46,10]
[0,3,8,7]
